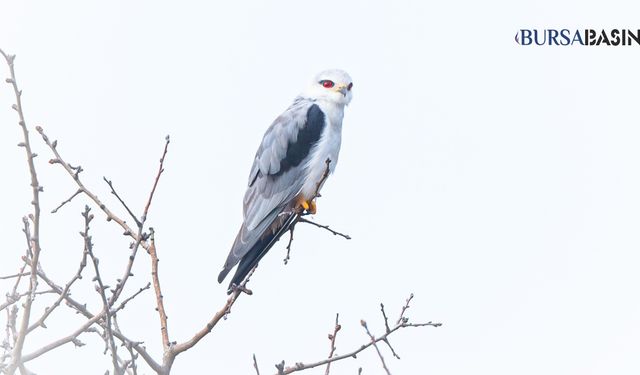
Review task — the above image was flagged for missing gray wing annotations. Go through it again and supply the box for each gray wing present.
[218,98,326,282]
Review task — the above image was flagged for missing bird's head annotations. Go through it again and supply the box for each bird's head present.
[303,69,353,106]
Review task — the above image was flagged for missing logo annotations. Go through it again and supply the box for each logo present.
[515,29,640,46]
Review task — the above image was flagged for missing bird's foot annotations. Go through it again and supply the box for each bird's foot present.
[296,197,317,215]
[230,283,253,295]
[306,200,317,215]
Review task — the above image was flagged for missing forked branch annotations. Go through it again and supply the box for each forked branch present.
[272,295,441,375]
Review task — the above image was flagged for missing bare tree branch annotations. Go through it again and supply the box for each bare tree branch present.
[112,283,151,315]
[20,314,102,363]
[167,266,257,366]
[272,296,441,375]
[148,229,170,350]
[276,322,441,374]
[0,274,30,281]
[360,320,390,375]
[396,293,413,325]
[109,135,169,308]
[0,291,56,315]
[26,232,89,333]
[109,329,162,374]
[103,178,142,228]
[24,261,163,373]
[297,218,351,240]
[380,304,391,334]
[283,226,296,265]
[324,314,341,375]
[313,158,332,198]
[83,206,121,374]
[8,125,168,373]
[253,354,261,375]
[112,315,137,375]
[50,188,82,214]
[2,306,18,366]
[36,126,149,251]
[378,304,400,359]
[1,49,44,374]
[141,135,169,223]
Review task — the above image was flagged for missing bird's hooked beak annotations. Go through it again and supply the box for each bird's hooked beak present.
[335,83,348,96]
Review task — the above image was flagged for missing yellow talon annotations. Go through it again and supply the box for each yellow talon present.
[307,200,317,214]
[295,196,317,215]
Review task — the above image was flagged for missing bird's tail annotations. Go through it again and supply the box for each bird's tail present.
[223,213,297,294]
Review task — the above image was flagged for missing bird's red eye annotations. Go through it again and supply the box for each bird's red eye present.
[320,80,335,88]
[347,82,353,91]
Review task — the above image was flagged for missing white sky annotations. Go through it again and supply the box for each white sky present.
[1,1,639,374]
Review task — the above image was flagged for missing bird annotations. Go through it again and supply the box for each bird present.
[218,69,353,293]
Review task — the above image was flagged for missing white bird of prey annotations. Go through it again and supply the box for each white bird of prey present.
[218,69,353,292]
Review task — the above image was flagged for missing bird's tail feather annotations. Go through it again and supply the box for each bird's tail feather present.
[226,213,297,294]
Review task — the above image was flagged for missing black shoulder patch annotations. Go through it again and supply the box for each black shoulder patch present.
[274,104,325,176]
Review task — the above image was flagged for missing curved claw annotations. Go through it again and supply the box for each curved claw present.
[295,197,317,215]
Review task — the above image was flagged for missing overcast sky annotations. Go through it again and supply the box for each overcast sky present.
[1,1,639,374]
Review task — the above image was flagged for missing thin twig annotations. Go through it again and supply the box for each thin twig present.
[10,259,29,298]
[141,135,169,223]
[112,316,137,375]
[324,314,341,375]
[6,256,29,308]
[283,225,296,265]
[3,306,18,361]
[0,273,30,281]
[313,158,332,199]
[103,178,141,227]
[379,305,401,359]
[38,125,154,337]
[23,260,162,373]
[20,314,102,363]
[50,188,82,213]
[136,138,171,358]
[380,304,391,334]
[1,48,44,375]
[107,233,146,308]
[26,236,89,334]
[361,320,391,375]
[124,343,138,375]
[297,218,351,240]
[82,206,121,374]
[109,135,169,308]
[112,283,151,315]
[381,338,400,360]
[0,290,57,315]
[2,253,30,359]
[167,266,257,368]
[36,126,149,251]
[148,229,169,350]
[109,329,161,374]
[253,353,261,375]
[396,293,414,325]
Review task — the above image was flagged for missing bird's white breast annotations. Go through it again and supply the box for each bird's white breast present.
[300,101,345,199]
